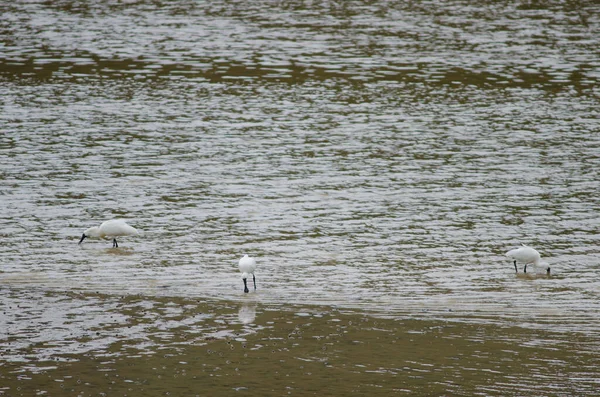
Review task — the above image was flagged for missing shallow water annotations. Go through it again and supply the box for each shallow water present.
[2,290,600,396]
[1,0,600,395]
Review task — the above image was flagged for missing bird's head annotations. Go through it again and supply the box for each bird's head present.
[79,226,102,243]
[86,226,101,237]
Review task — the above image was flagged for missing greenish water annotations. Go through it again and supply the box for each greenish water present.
[2,290,599,396]
[1,0,600,395]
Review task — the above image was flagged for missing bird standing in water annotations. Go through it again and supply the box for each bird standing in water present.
[238,254,257,293]
[79,219,138,248]
[506,244,550,274]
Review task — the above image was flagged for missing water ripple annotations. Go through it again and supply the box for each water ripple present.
[1,0,600,366]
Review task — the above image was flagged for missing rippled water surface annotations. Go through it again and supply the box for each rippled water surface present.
[1,0,600,395]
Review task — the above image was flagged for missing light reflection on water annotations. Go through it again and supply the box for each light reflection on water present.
[1,0,600,395]
[1,289,599,396]
[2,80,598,327]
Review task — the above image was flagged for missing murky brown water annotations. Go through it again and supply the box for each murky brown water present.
[1,0,600,395]
[2,290,600,396]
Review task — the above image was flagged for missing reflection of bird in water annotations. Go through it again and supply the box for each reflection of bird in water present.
[79,219,138,248]
[506,244,550,274]
[238,302,256,324]
[238,254,257,293]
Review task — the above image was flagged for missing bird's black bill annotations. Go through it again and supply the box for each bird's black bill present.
[79,234,86,244]
[243,278,249,293]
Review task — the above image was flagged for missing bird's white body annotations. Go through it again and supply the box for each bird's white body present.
[506,245,540,265]
[506,244,549,274]
[80,219,138,247]
[238,254,257,277]
[238,254,257,293]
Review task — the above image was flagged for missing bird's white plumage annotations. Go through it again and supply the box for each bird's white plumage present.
[80,219,138,247]
[238,254,257,277]
[238,254,257,293]
[506,244,549,274]
[506,245,540,265]
[85,219,138,238]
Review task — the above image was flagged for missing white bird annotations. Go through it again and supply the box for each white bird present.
[506,244,550,274]
[79,219,138,248]
[238,254,257,293]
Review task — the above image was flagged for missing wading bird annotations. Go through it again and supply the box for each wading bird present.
[506,244,550,274]
[79,219,138,248]
[238,254,257,293]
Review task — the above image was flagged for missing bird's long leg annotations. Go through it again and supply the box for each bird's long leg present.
[514,260,518,273]
[546,267,551,275]
[243,278,249,293]
[253,274,256,290]
[524,264,527,273]
[113,238,118,248]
